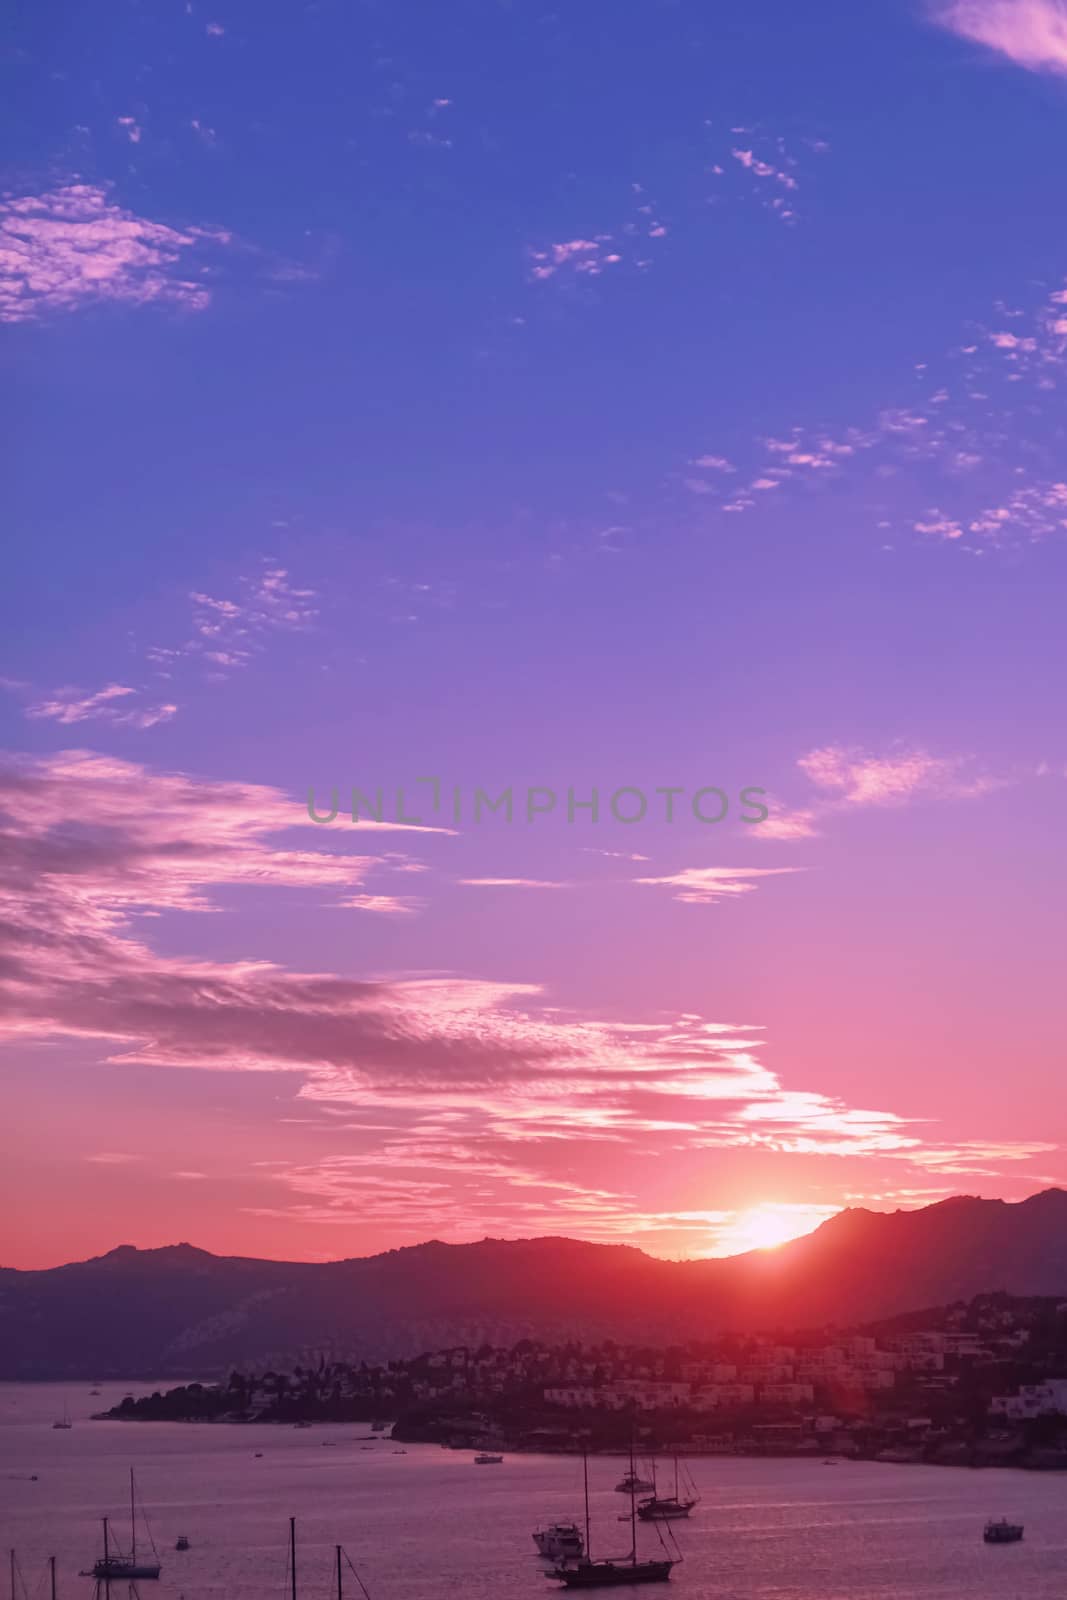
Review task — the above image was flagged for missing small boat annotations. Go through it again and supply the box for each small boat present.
[534,1524,585,1561]
[175,1536,190,1552]
[371,1420,386,1431]
[474,1452,503,1464]
[254,1452,264,1458]
[615,1472,653,1495]
[294,1421,312,1430]
[984,1519,1024,1544]
[52,1402,73,1430]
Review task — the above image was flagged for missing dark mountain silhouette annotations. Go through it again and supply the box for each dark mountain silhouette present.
[2,1190,1066,1378]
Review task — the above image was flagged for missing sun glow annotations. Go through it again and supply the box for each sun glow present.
[710,1202,839,1256]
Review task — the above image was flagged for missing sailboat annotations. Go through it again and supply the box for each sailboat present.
[284,1520,371,1600]
[549,1447,675,1588]
[52,1401,73,1430]
[81,1471,162,1581]
[636,1459,698,1521]
[9,1553,59,1600]
[334,1541,373,1600]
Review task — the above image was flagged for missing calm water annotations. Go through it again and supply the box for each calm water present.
[1,1383,1064,1600]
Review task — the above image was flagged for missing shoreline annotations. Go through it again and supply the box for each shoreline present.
[88,1413,1067,1472]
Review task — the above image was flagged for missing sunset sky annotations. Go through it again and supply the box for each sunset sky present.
[3,0,1067,1270]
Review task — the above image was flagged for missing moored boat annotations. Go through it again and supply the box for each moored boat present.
[614,1471,653,1495]
[534,1523,585,1561]
[984,1519,1024,1544]
[81,1470,162,1581]
[636,1498,693,1522]
[474,1452,503,1464]
[554,1558,674,1588]
[636,1460,698,1522]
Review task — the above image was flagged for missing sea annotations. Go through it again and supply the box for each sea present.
[1,1382,1064,1600]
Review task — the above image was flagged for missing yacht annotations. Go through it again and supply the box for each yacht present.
[474,1452,503,1464]
[533,1524,585,1561]
[614,1471,653,1495]
[984,1519,1024,1544]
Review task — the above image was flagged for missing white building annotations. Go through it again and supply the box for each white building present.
[990,1379,1067,1420]
[760,1382,815,1405]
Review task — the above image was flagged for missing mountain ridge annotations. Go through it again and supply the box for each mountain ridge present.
[2,1189,1066,1378]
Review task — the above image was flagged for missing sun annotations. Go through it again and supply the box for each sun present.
[713,1202,838,1256]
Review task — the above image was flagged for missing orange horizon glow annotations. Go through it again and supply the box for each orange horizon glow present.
[704,1202,842,1257]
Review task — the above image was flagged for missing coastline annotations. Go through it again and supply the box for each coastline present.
[89,1410,1067,1472]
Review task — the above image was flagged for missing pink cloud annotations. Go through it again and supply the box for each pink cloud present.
[25,684,178,729]
[0,183,232,322]
[634,865,802,905]
[458,877,573,889]
[798,744,986,806]
[932,0,1067,75]
[339,893,423,915]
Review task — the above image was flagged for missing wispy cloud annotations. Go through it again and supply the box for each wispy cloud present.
[339,893,424,915]
[458,877,574,889]
[932,0,1067,75]
[706,126,828,227]
[0,183,232,323]
[581,848,651,862]
[25,683,178,730]
[798,744,995,807]
[148,561,319,681]
[527,183,669,285]
[749,744,1004,847]
[635,865,802,905]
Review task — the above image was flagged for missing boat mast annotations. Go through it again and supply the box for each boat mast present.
[335,1545,342,1600]
[582,1451,591,1561]
[102,1518,111,1600]
[130,1470,136,1562]
[9,1548,15,1600]
[289,1517,297,1600]
[49,1557,56,1600]
[629,1429,637,1565]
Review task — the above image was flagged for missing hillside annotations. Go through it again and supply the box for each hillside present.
[2,1190,1066,1378]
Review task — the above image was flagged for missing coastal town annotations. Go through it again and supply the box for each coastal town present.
[107,1292,1067,1470]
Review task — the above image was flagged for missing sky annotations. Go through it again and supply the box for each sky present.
[3,0,1067,1270]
